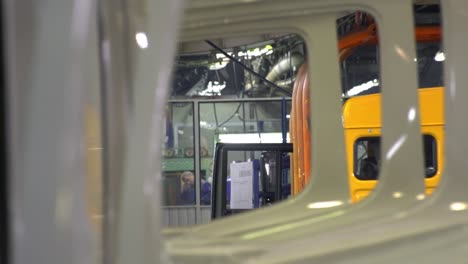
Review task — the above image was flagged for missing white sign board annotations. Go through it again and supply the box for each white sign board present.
[230,161,253,209]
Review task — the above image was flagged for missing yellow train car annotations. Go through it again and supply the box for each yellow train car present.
[291,86,444,203]
[343,87,444,202]
[290,24,443,202]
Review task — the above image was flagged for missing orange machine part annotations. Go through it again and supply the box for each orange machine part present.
[289,93,296,195]
[293,64,307,193]
[295,78,305,192]
[337,24,440,52]
[302,70,311,186]
[289,113,296,195]
[415,26,441,42]
[338,24,377,51]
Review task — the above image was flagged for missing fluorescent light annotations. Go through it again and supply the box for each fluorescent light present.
[209,61,229,70]
[346,79,379,97]
[200,121,217,129]
[211,52,232,70]
[198,81,226,96]
[219,134,260,143]
[211,45,273,69]
[218,132,290,143]
[135,32,149,49]
[237,45,273,58]
[434,51,445,62]
[215,52,233,59]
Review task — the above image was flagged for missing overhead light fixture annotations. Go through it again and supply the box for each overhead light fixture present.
[346,79,379,97]
[197,81,226,96]
[209,61,229,70]
[215,52,233,59]
[218,132,290,143]
[238,44,273,58]
[200,121,215,129]
[208,52,233,71]
[434,51,445,62]
[210,45,273,70]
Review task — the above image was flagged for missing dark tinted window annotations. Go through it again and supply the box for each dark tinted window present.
[354,135,437,180]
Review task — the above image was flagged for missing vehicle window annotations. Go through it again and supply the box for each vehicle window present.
[227,151,291,211]
[354,137,380,180]
[165,31,302,225]
[217,148,292,218]
[354,135,437,180]
[161,102,196,206]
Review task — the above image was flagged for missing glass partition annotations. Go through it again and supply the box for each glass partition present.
[161,102,196,206]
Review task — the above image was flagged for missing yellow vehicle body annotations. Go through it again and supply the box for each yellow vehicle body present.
[342,87,444,202]
[288,22,443,202]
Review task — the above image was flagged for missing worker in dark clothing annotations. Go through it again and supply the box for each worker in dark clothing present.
[177,171,212,205]
[200,177,211,205]
[177,171,196,205]
[359,140,381,180]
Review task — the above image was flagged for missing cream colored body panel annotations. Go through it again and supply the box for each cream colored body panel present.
[7,0,468,264]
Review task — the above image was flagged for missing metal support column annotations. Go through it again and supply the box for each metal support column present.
[98,1,131,263]
[194,102,202,224]
[281,97,287,143]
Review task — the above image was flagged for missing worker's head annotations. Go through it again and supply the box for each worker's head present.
[181,171,195,186]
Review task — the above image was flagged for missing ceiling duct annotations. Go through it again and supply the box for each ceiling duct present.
[265,53,304,83]
[245,52,304,96]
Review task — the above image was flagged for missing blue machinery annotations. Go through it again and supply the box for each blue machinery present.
[212,143,293,219]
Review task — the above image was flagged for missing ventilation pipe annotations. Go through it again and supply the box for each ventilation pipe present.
[265,52,304,83]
